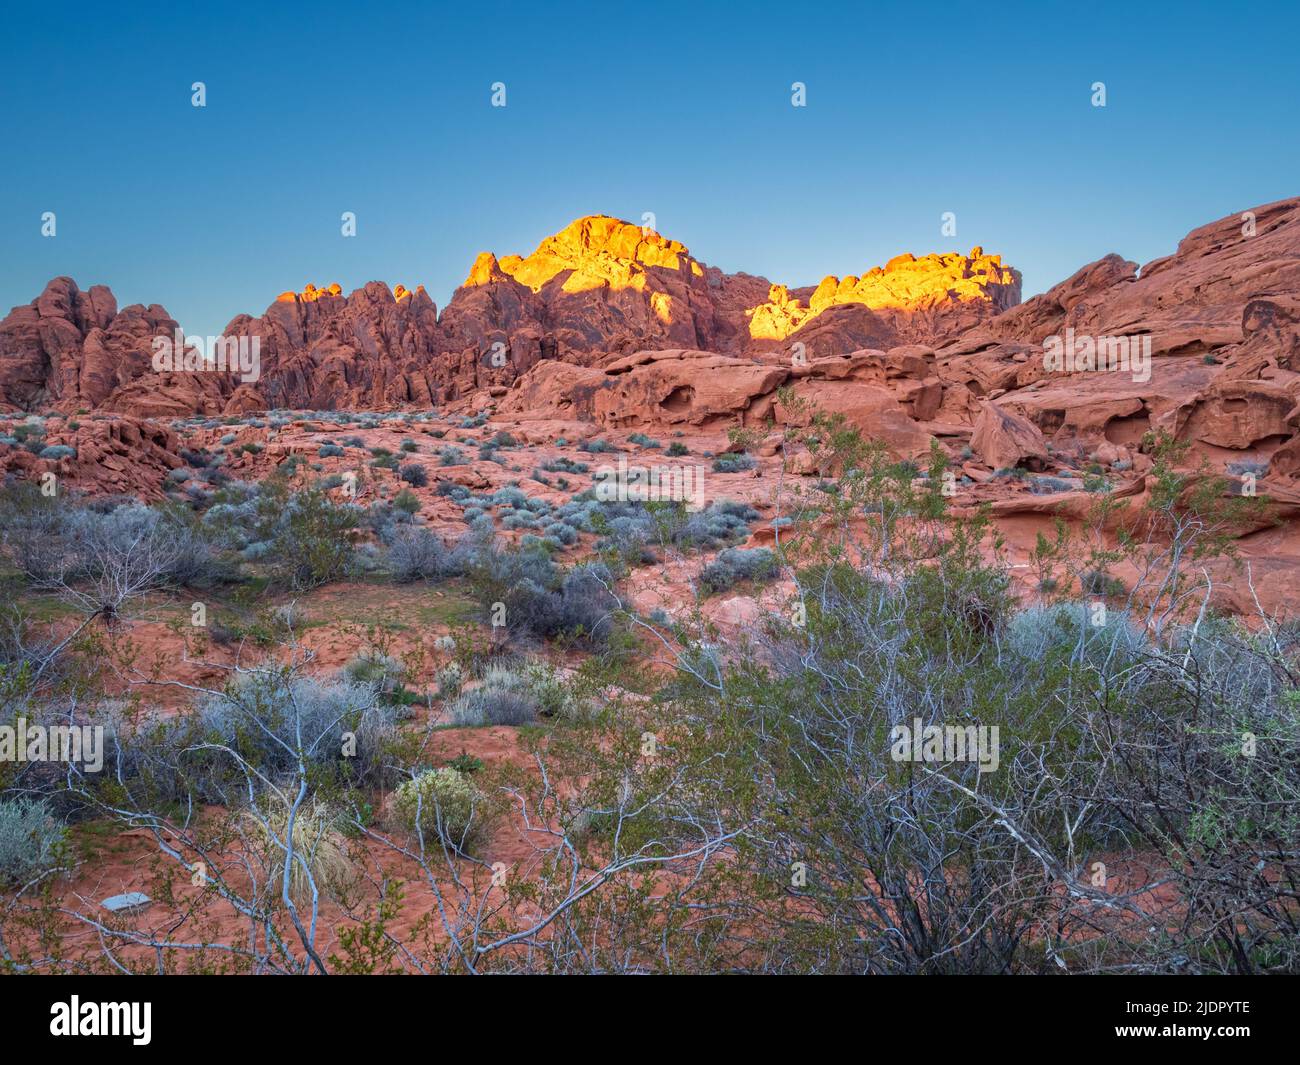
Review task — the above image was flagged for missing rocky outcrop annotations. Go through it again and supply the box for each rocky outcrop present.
[1,217,1022,418]
[225,282,447,410]
[443,217,748,356]
[747,249,1021,358]
[0,278,233,417]
[935,197,1300,462]
[6,199,1300,482]
[970,403,1049,471]
[500,344,938,458]
[0,414,182,500]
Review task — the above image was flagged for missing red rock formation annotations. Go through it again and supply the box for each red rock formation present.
[499,345,938,458]
[7,199,1300,484]
[0,278,232,417]
[936,196,1300,463]
[442,217,742,356]
[746,248,1022,359]
[0,414,182,500]
[970,403,1049,471]
[0,217,1022,418]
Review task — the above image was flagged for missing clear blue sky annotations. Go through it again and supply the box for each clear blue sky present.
[2,0,1297,339]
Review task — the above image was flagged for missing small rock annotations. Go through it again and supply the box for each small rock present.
[101,892,151,914]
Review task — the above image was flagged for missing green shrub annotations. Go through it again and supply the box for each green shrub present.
[0,798,66,886]
[699,547,779,593]
[392,768,485,850]
[712,453,758,474]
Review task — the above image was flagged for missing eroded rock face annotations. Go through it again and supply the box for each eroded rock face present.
[970,402,1049,471]
[935,197,1300,462]
[1,216,1023,418]
[226,282,446,410]
[444,216,1015,361]
[7,199,1300,491]
[0,278,233,417]
[499,345,938,458]
[446,217,736,356]
[0,415,182,500]
[746,248,1022,357]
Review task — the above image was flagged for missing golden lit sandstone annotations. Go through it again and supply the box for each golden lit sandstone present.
[464,215,702,296]
[449,215,728,356]
[747,248,1022,342]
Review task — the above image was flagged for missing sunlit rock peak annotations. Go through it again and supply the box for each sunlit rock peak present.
[747,248,1022,341]
[464,215,705,295]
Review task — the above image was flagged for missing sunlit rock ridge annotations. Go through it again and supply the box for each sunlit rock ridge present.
[0,213,1021,414]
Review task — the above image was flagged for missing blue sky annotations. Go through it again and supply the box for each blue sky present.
[2,1,1297,338]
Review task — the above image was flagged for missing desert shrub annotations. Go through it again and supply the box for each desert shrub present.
[0,797,66,886]
[1081,569,1125,597]
[318,444,344,458]
[1029,476,1075,495]
[485,487,522,509]
[435,662,464,700]
[393,489,421,515]
[38,444,76,460]
[542,457,589,474]
[699,547,779,593]
[267,488,359,590]
[448,671,538,726]
[3,499,224,608]
[399,463,428,487]
[343,652,405,695]
[993,466,1029,481]
[0,483,75,582]
[628,433,661,448]
[467,544,616,645]
[1004,602,1148,669]
[437,482,470,500]
[712,453,757,474]
[578,439,616,454]
[392,768,485,850]
[439,446,467,467]
[400,439,418,453]
[544,521,578,546]
[190,673,397,795]
[552,563,618,641]
[243,799,355,903]
[524,661,596,723]
[677,500,759,548]
[387,527,462,583]
[666,442,689,457]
